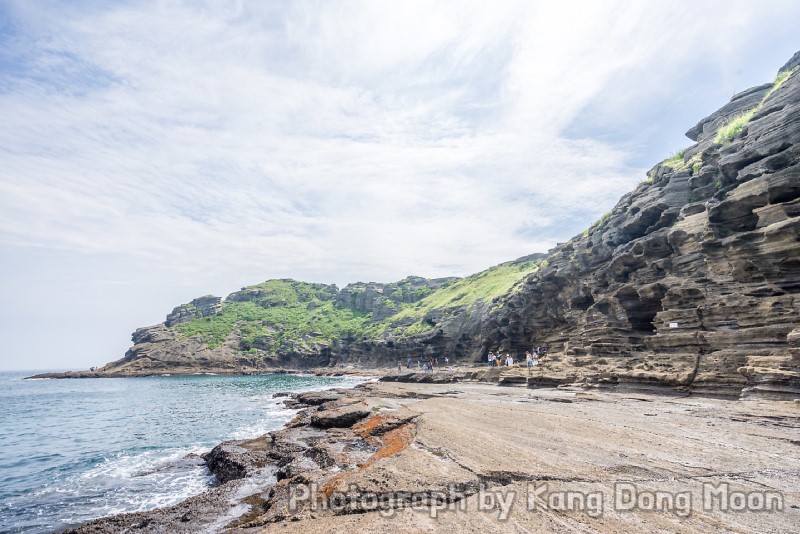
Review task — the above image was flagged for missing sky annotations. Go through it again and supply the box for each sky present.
[1,0,798,371]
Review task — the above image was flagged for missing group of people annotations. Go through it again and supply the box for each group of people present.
[486,351,515,367]
[487,346,548,368]
[399,356,450,374]
[392,347,548,372]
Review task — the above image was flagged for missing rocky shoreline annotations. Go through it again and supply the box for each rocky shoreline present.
[25,366,381,380]
[64,371,799,533]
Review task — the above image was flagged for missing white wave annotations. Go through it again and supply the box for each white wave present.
[59,446,214,518]
[49,375,372,527]
[222,376,368,442]
[79,446,208,481]
[226,407,296,441]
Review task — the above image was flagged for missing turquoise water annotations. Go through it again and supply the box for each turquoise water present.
[0,371,365,533]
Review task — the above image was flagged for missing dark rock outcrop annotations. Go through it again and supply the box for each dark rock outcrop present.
[309,405,371,429]
[336,276,458,320]
[164,296,222,327]
[685,84,771,142]
[483,58,800,400]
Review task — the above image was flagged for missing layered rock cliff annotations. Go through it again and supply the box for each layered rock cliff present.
[69,52,799,400]
[482,53,800,400]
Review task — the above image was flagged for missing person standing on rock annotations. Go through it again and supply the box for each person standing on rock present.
[506,354,514,367]
[407,357,411,369]
[526,352,533,368]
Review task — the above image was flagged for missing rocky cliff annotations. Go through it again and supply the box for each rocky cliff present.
[66,52,799,400]
[482,53,800,400]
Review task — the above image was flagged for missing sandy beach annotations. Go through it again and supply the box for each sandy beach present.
[67,373,800,533]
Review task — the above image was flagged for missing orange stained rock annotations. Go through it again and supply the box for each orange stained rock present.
[319,422,416,499]
[353,413,389,438]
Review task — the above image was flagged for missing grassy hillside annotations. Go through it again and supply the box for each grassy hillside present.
[379,258,544,337]
[174,258,545,352]
[176,280,371,350]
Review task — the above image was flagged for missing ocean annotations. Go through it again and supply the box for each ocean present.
[0,371,366,533]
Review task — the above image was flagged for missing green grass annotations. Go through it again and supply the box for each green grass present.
[382,260,543,324]
[394,319,434,338]
[663,149,686,168]
[583,211,612,237]
[713,67,797,145]
[176,280,371,349]
[714,108,757,145]
[659,148,703,174]
[764,67,796,100]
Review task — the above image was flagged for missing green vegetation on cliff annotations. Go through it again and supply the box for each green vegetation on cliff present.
[382,258,543,338]
[176,280,371,350]
[174,259,544,351]
[715,67,797,145]
[392,259,541,319]
[715,108,758,145]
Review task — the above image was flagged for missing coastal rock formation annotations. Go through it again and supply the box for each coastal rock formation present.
[164,296,222,327]
[481,57,800,399]
[65,382,800,533]
[98,324,245,375]
[336,276,459,320]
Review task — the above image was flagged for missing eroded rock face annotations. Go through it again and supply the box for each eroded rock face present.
[99,324,248,375]
[484,59,800,400]
[336,276,459,320]
[164,296,222,327]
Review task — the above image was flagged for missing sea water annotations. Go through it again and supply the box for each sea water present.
[0,371,366,533]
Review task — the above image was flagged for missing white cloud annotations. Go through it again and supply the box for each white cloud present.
[1,0,798,368]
